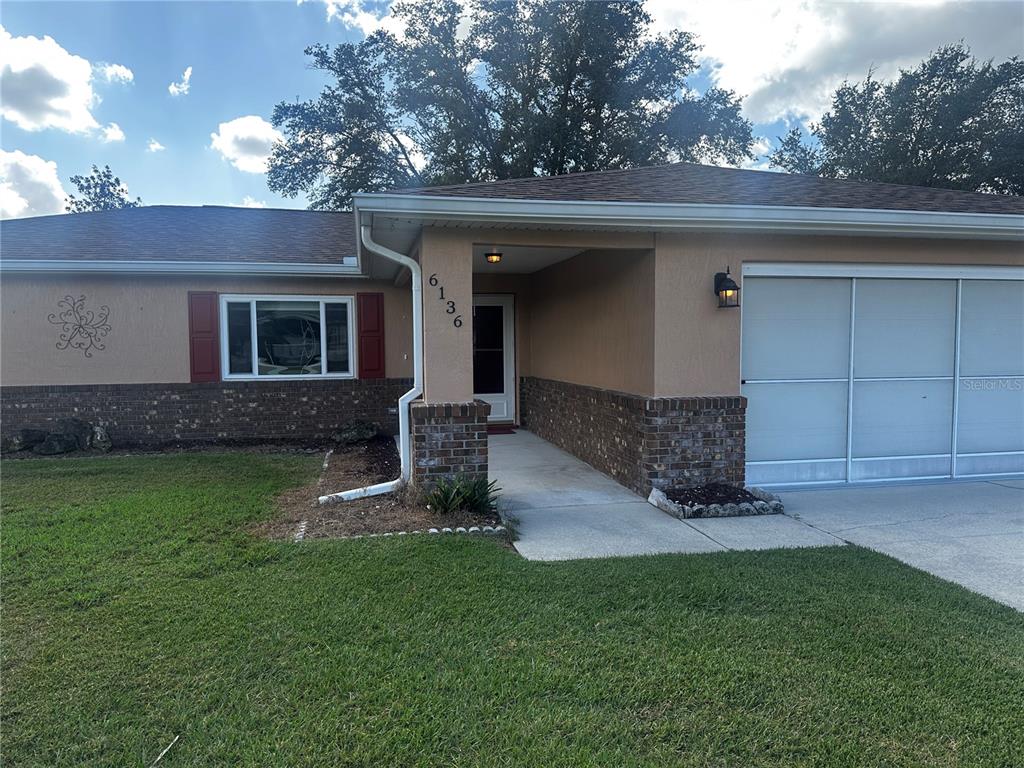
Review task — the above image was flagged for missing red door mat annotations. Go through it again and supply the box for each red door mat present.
[487,425,517,435]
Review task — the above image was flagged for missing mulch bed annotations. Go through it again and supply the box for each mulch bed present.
[259,436,503,540]
[666,483,759,507]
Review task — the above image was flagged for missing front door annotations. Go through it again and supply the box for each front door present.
[473,295,515,423]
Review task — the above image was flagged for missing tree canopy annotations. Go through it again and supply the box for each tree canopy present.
[65,165,142,213]
[769,44,1024,194]
[268,0,754,209]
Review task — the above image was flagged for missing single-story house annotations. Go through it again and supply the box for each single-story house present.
[2,162,1022,494]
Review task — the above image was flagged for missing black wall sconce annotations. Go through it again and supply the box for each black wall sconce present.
[714,267,740,308]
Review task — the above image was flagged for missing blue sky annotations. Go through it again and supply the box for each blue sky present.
[2,1,1021,218]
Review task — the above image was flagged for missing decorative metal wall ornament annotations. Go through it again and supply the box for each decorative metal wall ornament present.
[47,295,111,358]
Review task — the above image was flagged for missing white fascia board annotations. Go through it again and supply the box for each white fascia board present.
[0,259,362,276]
[744,262,1024,281]
[353,193,1024,240]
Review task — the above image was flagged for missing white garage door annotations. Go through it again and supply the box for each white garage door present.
[742,266,1024,486]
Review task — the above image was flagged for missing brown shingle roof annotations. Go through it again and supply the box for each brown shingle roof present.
[388,162,1024,215]
[0,205,357,264]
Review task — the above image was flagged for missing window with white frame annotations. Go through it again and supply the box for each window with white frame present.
[220,295,355,379]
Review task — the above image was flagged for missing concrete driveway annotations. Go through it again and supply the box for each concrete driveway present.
[491,431,1023,610]
[784,480,1024,610]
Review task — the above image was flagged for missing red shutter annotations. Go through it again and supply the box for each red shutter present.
[188,292,220,383]
[357,292,385,379]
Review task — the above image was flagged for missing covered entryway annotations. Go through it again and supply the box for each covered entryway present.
[742,265,1024,486]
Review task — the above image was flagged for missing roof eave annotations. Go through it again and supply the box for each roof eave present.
[353,193,1024,241]
[0,259,362,276]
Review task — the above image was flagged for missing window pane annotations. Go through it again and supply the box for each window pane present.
[324,303,350,374]
[226,302,253,374]
[255,300,321,375]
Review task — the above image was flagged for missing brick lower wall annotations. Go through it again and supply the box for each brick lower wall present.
[0,379,413,447]
[410,400,490,486]
[520,376,745,495]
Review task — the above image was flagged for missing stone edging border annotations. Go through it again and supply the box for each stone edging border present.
[648,486,784,520]
[294,525,507,543]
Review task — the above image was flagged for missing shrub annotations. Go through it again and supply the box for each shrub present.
[424,475,500,515]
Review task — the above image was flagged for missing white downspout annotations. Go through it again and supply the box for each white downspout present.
[318,224,423,504]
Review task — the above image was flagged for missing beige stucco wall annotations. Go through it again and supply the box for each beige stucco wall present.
[526,249,656,394]
[0,273,412,386]
[419,228,475,402]
[653,232,1024,397]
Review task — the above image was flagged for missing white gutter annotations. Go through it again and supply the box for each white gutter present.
[353,193,1024,241]
[0,259,360,276]
[318,224,423,504]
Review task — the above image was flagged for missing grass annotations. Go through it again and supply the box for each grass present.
[2,454,1023,767]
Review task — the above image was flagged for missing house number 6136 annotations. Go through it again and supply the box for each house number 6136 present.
[428,273,463,328]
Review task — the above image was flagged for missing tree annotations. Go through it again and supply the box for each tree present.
[268,0,754,209]
[769,44,1024,194]
[65,165,142,213]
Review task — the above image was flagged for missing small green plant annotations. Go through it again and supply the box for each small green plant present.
[424,475,500,515]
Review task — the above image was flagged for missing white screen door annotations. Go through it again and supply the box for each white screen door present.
[472,295,516,423]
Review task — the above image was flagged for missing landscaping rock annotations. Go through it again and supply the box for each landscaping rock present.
[746,486,782,504]
[650,485,783,518]
[1,434,25,454]
[33,433,80,455]
[331,421,378,446]
[91,425,113,452]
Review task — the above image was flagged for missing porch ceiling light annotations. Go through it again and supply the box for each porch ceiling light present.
[714,266,740,308]
[485,249,502,264]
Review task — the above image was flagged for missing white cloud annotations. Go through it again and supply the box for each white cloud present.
[98,63,133,84]
[0,150,67,219]
[240,195,267,208]
[147,138,166,153]
[0,24,100,133]
[101,122,125,142]
[168,65,192,96]
[647,0,1024,123]
[297,0,405,37]
[209,115,283,174]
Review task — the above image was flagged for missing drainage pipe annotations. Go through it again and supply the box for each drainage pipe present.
[318,224,423,504]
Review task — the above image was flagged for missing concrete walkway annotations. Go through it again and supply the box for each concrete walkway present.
[490,430,1023,610]
[490,430,840,561]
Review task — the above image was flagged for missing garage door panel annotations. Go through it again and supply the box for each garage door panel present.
[742,277,851,380]
[960,281,1024,377]
[957,382,1024,454]
[852,380,953,458]
[854,279,956,378]
[850,455,952,481]
[745,382,848,462]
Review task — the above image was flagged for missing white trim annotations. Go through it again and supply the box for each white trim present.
[845,278,857,482]
[743,263,1024,280]
[0,259,361,276]
[951,279,962,477]
[219,293,357,381]
[472,294,517,423]
[354,193,1024,241]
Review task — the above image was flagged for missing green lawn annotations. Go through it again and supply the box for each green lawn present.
[3,455,1023,767]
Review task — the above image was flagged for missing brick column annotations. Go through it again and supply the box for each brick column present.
[410,400,491,487]
[641,396,746,492]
